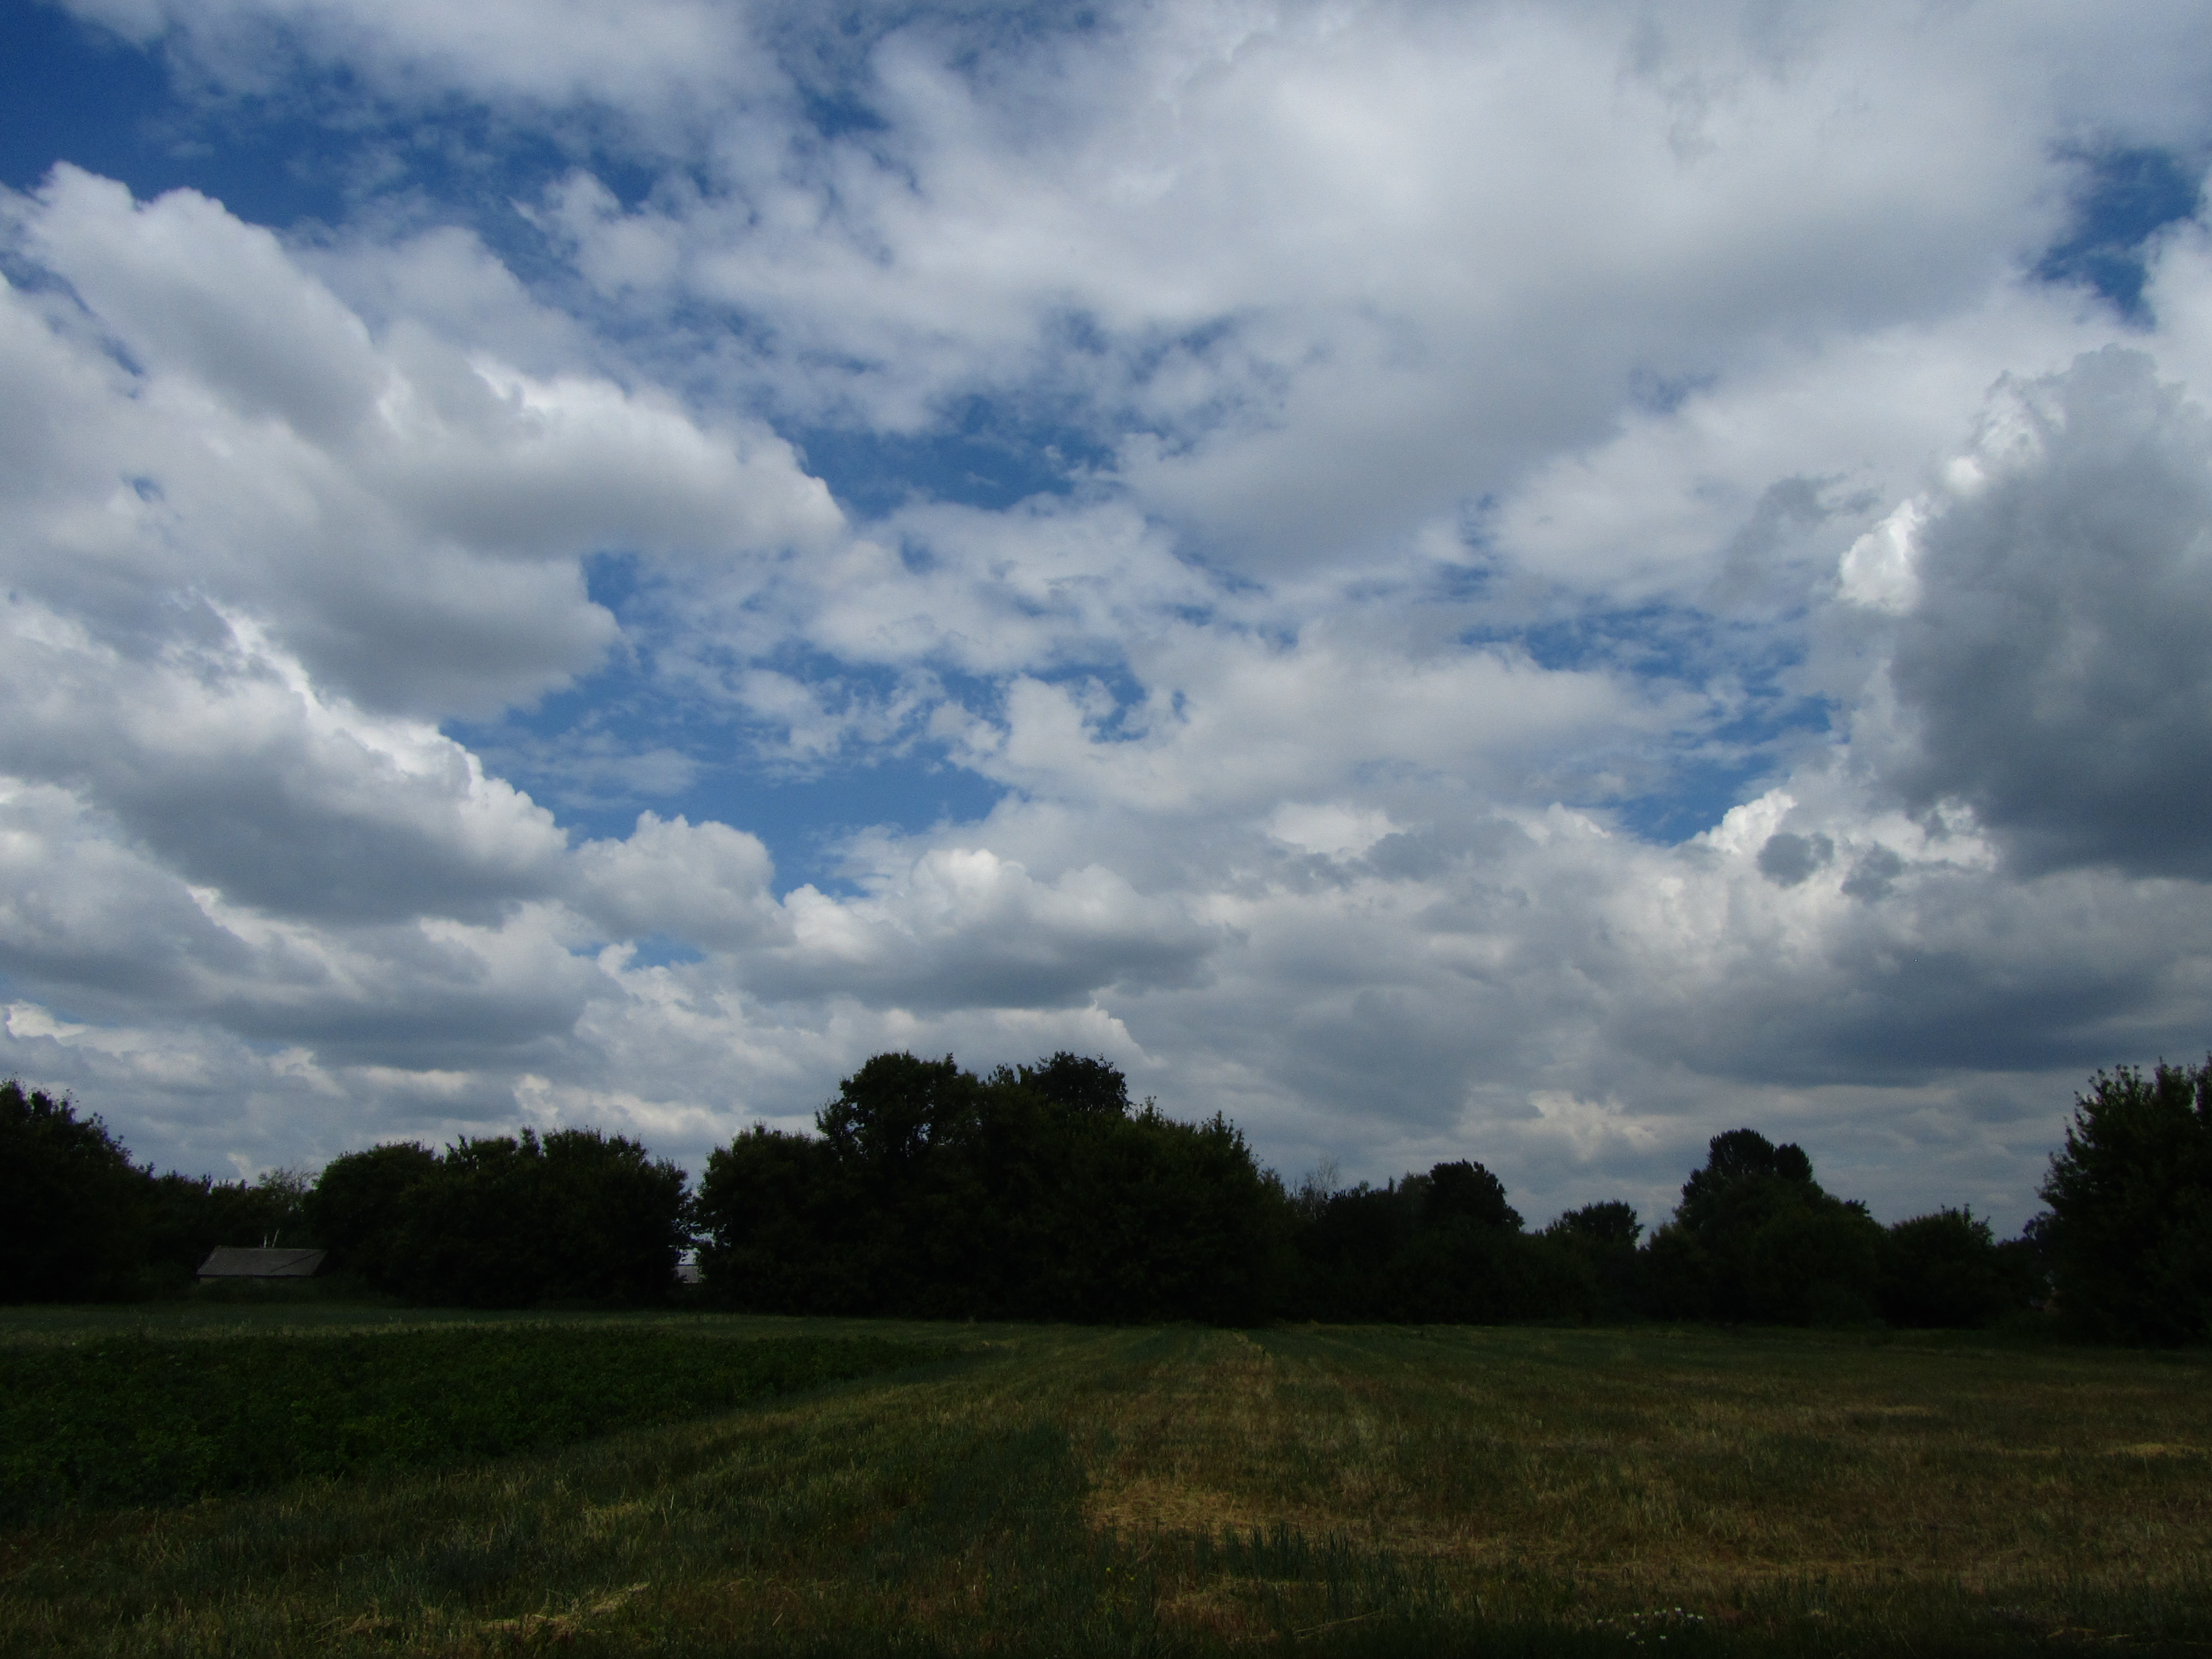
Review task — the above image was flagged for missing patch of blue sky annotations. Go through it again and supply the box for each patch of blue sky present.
[0,6,669,274]
[682,758,1007,894]
[457,559,1011,889]
[794,394,1111,515]
[1464,601,1831,840]
[2035,144,2204,321]
[0,3,342,224]
[1625,366,1718,417]
[1607,694,1837,844]
[459,657,1008,891]
[618,933,706,969]
[1475,600,1772,684]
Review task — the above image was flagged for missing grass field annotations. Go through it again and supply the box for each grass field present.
[2,1309,2207,1656]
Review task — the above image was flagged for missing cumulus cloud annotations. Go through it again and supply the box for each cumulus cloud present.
[1882,348,2212,878]
[9,0,2212,1236]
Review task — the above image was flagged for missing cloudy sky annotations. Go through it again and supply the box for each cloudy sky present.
[4,0,2211,1230]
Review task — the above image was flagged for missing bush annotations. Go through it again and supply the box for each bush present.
[2039,1059,2212,1345]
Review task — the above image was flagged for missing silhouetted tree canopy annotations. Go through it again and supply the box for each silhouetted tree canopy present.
[0,1060,2101,1335]
[1646,1128,1884,1325]
[389,1129,688,1308]
[697,1052,1288,1323]
[2040,1059,2212,1345]
[1,1081,147,1302]
[1878,1208,2035,1329]
[304,1142,438,1288]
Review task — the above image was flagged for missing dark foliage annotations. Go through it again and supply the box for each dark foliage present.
[697,1052,1289,1324]
[141,1169,313,1284]
[2039,1058,2212,1345]
[1645,1128,1884,1325]
[303,1142,438,1287]
[1878,1208,2037,1328]
[1,1065,2100,1337]
[387,1128,689,1308]
[0,1328,948,1525]
[1291,1161,1566,1323]
[1542,1202,1645,1324]
[0,1081,147,1302]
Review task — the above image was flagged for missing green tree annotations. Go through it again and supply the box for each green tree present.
[694,1126,852,1313]
[695,1051,1292,1323]
[304,1143,438,1289]
[1652,1129,1882,1325]
[141,1167,316,1284]
[389,1129,688,1308]
[1877,1208,2033,1328]
[1289,1159,1546,1323]
[1540,1201,1644,1323]
[2039,1059,2212,1345]
[0,1080,146,1302]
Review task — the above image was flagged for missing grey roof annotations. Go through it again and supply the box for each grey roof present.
[197,1246,327,1279]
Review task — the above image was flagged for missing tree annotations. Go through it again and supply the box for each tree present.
[1289,1159,1543,1323]
[2039,1059,2212,1345]
[1017,1052,1131,1117]
[1653,1129,1882,1325]
[388,1129,688,1308]
[142,1167,316,1284]
[304,1143,438,1289]
[1541,1201,1644,1323]
[0,1080,146,1302]
[694,1127,852,1313]
[1878,1208,2030,1329]
[695,1051,1292,1323]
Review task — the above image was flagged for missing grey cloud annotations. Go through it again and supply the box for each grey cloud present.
[0,617,570,926]
[743,850,1225,1012]
[1889,348,2212,878]
[1841,845,1904,900]
[1756,831,1834,886]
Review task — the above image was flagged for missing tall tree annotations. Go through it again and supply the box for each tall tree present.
[0,1081,146,1302]
[389,1129,688,1308]
[305,1142,439,1290]
[2039,1059,2212,1345]
[1648,1129,1882,1325]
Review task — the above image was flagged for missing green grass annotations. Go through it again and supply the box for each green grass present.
[2,1311,2207,1656]
[0,1323,954,1526]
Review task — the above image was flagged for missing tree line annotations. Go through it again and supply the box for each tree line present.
[4,1052,2208,1343]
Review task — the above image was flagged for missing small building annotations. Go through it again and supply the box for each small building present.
[197,1246,327,1280]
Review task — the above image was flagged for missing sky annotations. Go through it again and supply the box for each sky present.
[3,0,2211,1232]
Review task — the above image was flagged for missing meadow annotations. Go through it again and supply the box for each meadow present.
[1,1308,2207,1656]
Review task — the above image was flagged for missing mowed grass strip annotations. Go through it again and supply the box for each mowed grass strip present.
[1076,1326,2212,1629]
[3,1320,2210,1656]
[0,1325,956,1524]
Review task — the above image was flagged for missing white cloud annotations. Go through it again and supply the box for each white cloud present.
[8,2,2212,1237]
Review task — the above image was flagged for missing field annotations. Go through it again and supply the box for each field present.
[2,1309,2208,1656]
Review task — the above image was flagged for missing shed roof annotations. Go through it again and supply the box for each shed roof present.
[197,1246,327,1279]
